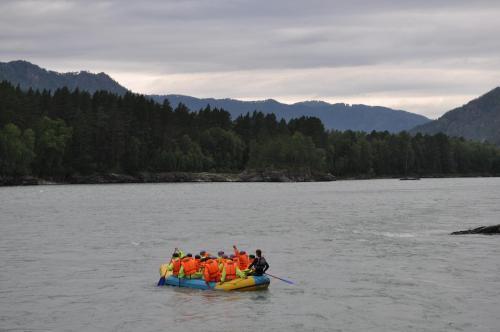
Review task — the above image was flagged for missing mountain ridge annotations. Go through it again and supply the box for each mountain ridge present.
[411,87,500,145]
[151,94,430,132]
[0,60,431,132]
[0,60,128,95]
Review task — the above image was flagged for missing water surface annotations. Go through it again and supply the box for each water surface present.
[1,178,499,331]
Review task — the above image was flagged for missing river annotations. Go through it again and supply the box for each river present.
[1,178,499,331]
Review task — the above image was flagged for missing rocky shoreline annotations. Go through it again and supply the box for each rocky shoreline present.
[0,170,336,186]
[3,172,498,187]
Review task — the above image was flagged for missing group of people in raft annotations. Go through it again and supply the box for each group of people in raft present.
[165,245,270,284]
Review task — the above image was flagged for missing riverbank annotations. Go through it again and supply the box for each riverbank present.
[0,170,336,186]
[2,171,498,187]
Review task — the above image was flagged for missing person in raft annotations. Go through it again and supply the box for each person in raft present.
[203,256,221,284]
[247,249,270,276]
[233,245,250,270]
[220,255,246,283]
[178,253,203,279]
[166,248,184,277]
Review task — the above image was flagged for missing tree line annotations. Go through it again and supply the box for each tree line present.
[1,81,499,179]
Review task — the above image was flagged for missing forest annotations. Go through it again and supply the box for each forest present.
[1,80,500,180]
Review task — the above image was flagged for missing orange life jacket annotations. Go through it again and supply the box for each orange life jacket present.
[172,258,181,276]
[224,260,237,281]
[181,257,197,276]
[204,259,220,282]
[238,253,250,270]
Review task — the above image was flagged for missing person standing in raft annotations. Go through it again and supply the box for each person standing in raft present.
[248,249,269,276]
[233,245,250,270]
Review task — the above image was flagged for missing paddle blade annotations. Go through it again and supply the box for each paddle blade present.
[157,277,166,286]
[274,276,294,285]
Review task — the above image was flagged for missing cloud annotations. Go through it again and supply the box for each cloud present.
[1,0,500,117]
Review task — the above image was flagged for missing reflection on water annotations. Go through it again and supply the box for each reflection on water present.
[1,178,500,331]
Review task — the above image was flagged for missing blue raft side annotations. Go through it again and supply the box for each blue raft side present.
[163,275,270,290]
[251,275,270,286]
[165,276,214,290]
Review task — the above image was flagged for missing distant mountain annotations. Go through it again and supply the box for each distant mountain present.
[151,94,430,132]
[0,60,430,132]
[0,60,128,95]
[411,87,500,145]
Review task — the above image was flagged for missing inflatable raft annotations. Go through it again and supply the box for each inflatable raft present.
[159,264,270,291]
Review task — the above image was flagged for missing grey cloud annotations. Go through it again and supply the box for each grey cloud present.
[1,0,499,116]
[2,0,500,71]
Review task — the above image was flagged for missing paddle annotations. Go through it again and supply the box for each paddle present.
[264,273,294,285]
[158,248,178,286]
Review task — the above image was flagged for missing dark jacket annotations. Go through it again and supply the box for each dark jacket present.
[248,256,269,276]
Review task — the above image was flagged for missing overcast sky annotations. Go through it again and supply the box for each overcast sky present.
[1,0,500,118]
